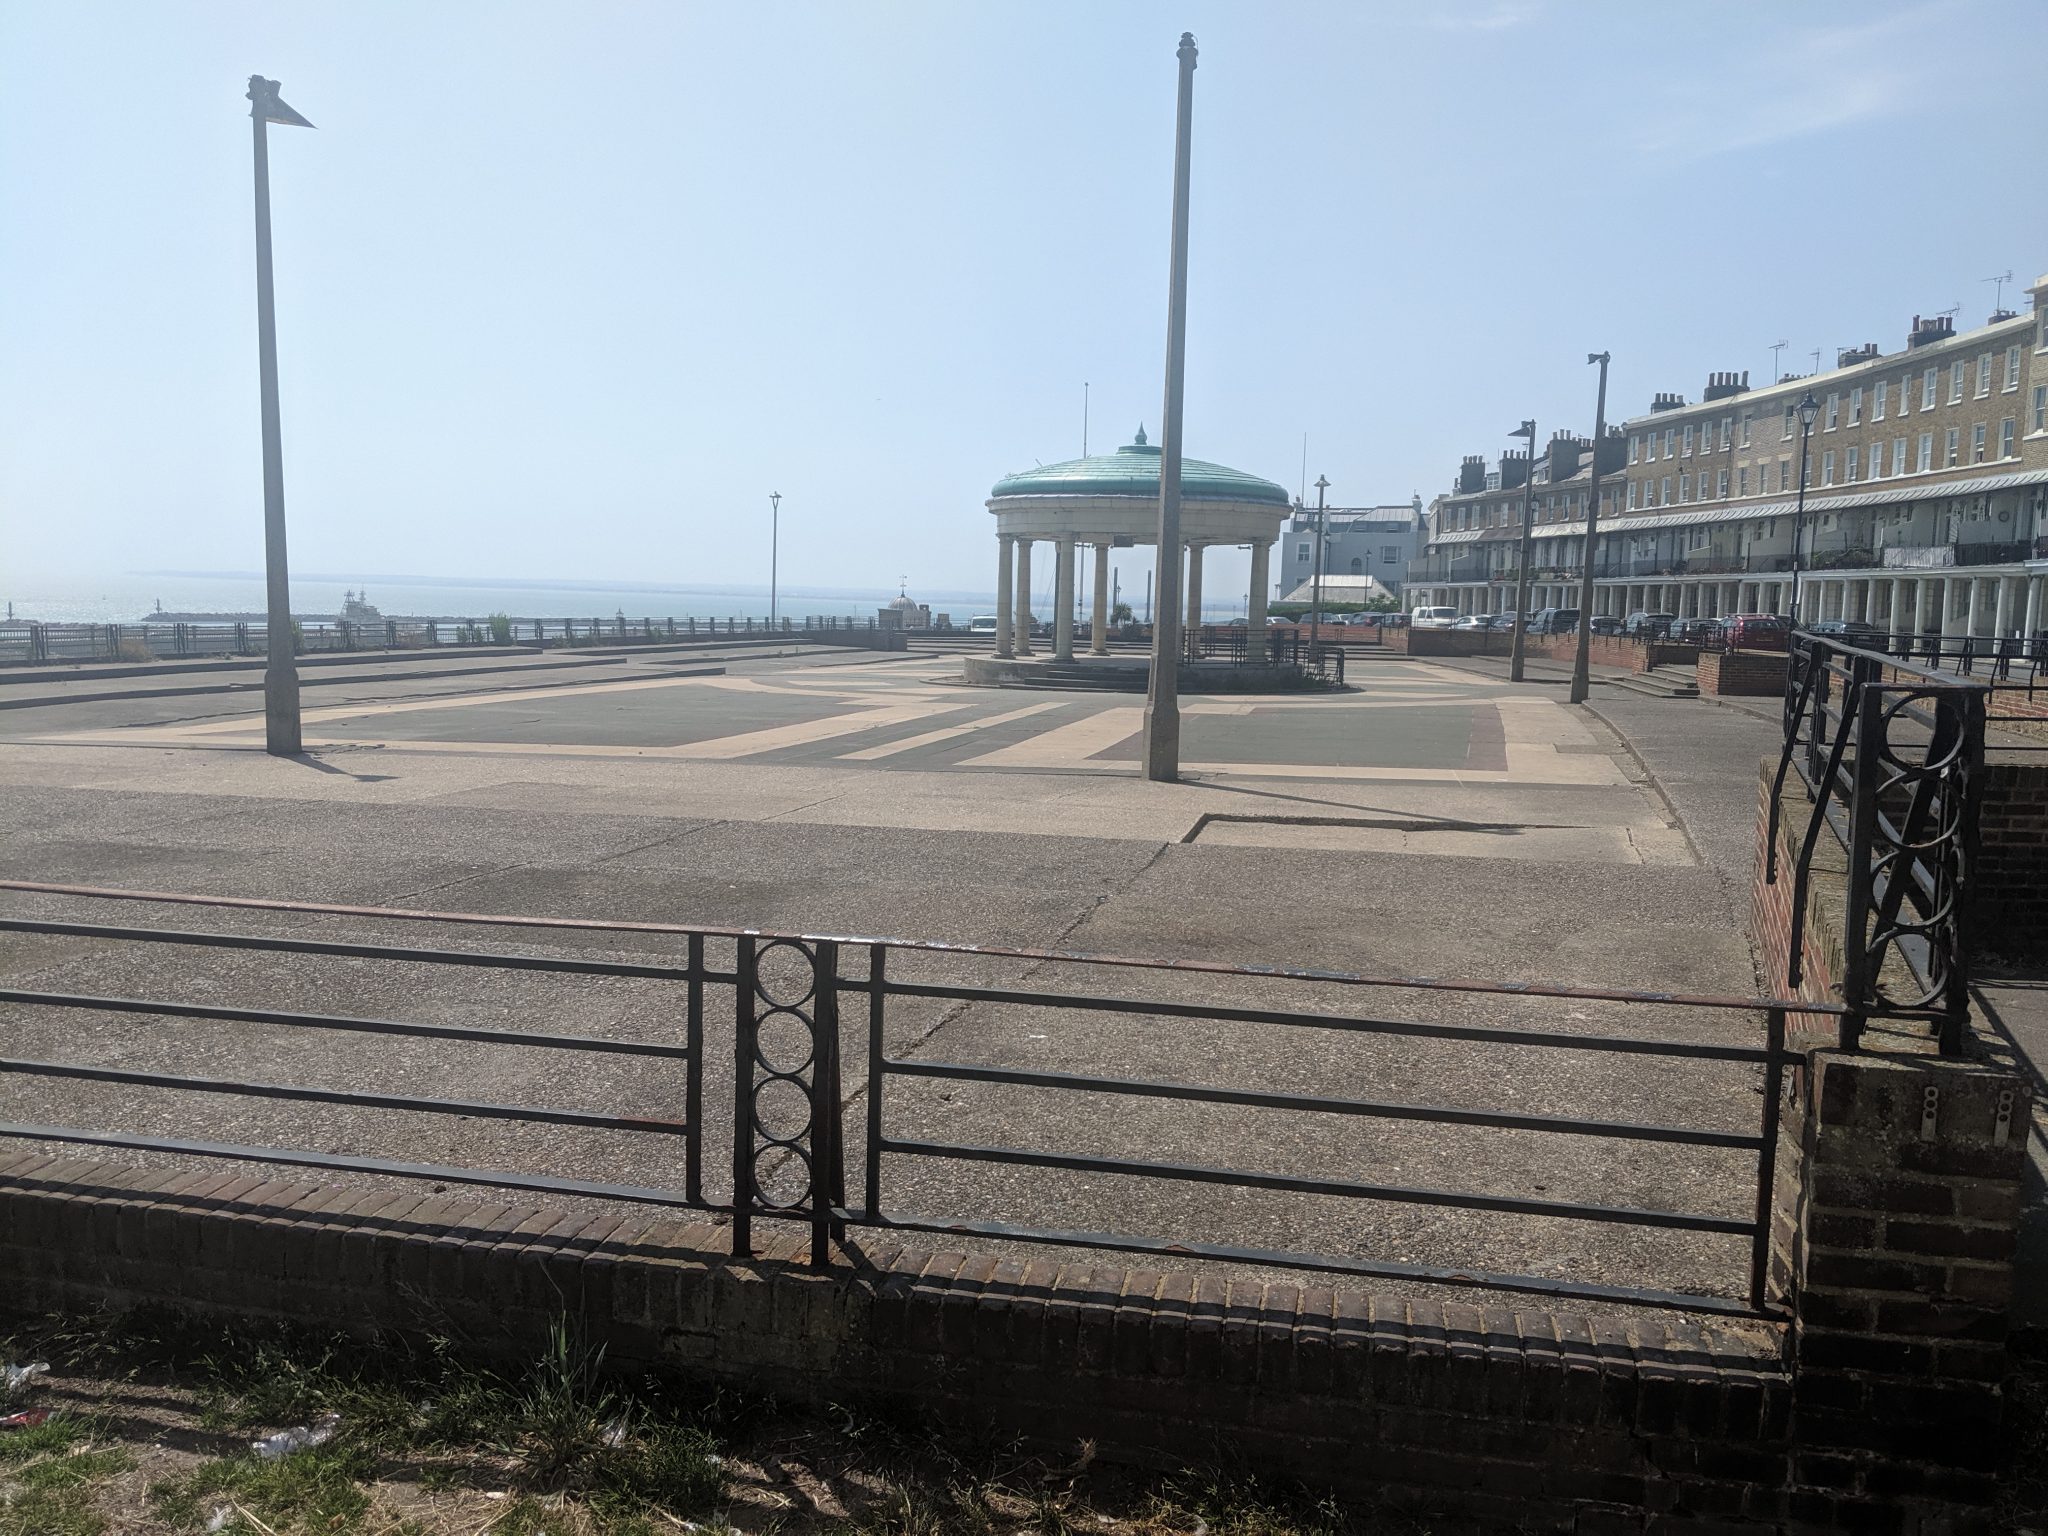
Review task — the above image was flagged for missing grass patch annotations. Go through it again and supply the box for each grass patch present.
[0,1414,134,1536]
[151,1442,377,1533]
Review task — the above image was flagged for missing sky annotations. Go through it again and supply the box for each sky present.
[4,0,2046,607]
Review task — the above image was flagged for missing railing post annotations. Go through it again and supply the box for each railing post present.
[1839,657,1882,1052]
[732,935,757,1259]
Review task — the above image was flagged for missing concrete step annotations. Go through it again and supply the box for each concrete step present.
[1604,670,1699,700]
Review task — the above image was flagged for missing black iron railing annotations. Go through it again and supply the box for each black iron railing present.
[1768,637,1987,1053]
[0,882,1835,1317]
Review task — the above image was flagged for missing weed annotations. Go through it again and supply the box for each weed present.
[515,1319,622,1488]
[0,1416,133,1536]
[151,1442,376,1533]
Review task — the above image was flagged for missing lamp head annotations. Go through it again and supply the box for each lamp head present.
[1796,391,1820,429]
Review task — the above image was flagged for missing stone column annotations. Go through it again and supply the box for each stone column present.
[1993,573,2015,641]
[2024,575,2042,643]
[1964,576,1983,641]
[1090,541,1111,655]
[1917,577,1938,649]
[1941,577,1967,641]
[995,535,1015,658]
[1246,539,1271,662]
[1014,539,1034,657]
[1185,543,1204,634]
[1053,538,1076,661]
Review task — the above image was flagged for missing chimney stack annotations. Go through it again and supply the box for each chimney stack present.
[1908,314,1955,349]
[1456,454,1486,494]
[1702,370,1751,402]
[1650,391,1686,413]
[1498,449,1531,490]
[1836,343,1879,368]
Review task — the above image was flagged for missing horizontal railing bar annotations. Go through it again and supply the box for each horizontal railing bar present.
[879,1137,1751,1233]
[0,990,692,1059]
[0,881,1843,1015]
[884,1058,1764,1148]
[0,1122,709,1209]
[0,1058,688,1135]
[840,1209,1760,1317]
[871,981,1782,1061]
[0,916,736,986]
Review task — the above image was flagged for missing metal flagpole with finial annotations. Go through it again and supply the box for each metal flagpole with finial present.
[1142,32,1198,783]
[247,75,314,757]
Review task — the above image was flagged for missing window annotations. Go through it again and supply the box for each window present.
[2033,384,2047,434]
[1846,446,1860,482]
[1950,361,1965,404]
[1737,466,1749,495]
[1945,426,1960,466]
[1891,436,1906,476]
[1661,476,1671,505]
[1972,423,1987,462]
[1825,392,1840,430]
[1874,381,1887,421]
[1917,432,1933,472]
[1782,406,1796,441]
[1924,367,1938,409]
[1296,543,1310,563]
[1849,386,1863,425]
[2007,344,2023,391]
[1867,445,1883,481]
[1682,424,1694,456]
[1721,416,1733,449]
[1664,428,1675,457]
[2000,420,2016,459]
[1628,481,1639,509]
[1976,355,1992,397]
[1717,468,1729,498]
[1382,545,1400,564]
[1897,374,1911,416]
[1679,472,1691,500]
[1349,557,1363,574]
[1740,413,1752,447]
[1628,434,1639,464]
[1821,450,1835,485]
[1778,458,1792,491]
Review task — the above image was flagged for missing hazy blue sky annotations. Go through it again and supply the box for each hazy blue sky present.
[4,0,2045,606]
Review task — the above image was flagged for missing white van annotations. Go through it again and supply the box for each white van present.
[1411,606,1459,629]
[967,615,1001,635]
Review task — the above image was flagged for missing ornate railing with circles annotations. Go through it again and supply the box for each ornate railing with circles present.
[1767,635,1988,1053]
[0,881,1839,1318]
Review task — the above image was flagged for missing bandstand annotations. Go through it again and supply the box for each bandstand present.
[982,427,1292,665]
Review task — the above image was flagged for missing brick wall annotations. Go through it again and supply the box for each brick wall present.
[1702,651,1789,696]
[1975,762,2048,959]
[0,1149,1806,1532]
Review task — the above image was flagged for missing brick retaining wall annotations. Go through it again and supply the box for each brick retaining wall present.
[0,1150,1796,1533]
[1702,651,1790,696]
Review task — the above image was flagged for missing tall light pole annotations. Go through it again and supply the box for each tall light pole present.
[1507,418,1538,682]
[768,491,781,625]
[247,76,313,757]
[1142,31,1198,784]
[1309,474,1330,653]
[1570,353,1611,705]
[1790,391,1819,624]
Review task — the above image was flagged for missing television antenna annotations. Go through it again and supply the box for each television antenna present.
[1769,340,1788,381]
[1983,270,2014,315]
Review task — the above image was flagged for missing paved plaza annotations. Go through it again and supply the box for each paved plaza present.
[0,644,1785,1314]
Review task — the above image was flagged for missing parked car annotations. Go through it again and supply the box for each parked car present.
[1484,611,1519,630]
[1529,607,1581,635]
[1589,615,1623,635]
[1723,613,1792,652]
[1623,610,1677,637]
[1266,616,1294,627]
[1451,615,1491,630]
[1411,606,1459,629]
[1669,617,1723,644]
[1805,618,1888,645]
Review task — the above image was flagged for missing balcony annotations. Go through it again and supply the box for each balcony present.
[1881,541,2031,571]
[1807,547,1877,572]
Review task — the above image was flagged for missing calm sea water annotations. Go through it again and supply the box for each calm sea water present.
[4,572,1003,626]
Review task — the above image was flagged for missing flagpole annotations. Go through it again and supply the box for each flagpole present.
[249,75,307,755]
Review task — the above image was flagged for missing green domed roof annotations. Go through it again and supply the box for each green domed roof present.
[991,426,1290,506]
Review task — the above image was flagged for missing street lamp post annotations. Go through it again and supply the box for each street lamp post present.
[1142,32,1199,784]
[1309,475,1329,654]
[768,491,781,627]
[1507,419,1538,682]
[247,75,313,756]
[1570,353,1611,705]
[1790,391,1820,624]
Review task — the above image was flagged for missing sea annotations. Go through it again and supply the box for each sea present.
[3,572,1003,627]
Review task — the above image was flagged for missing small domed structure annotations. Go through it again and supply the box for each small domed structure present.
[982,427,1291,662]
